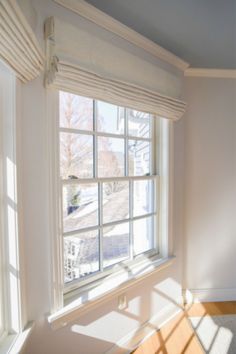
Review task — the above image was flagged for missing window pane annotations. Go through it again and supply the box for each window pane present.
[103,222,130,268]
[60,91,93,131]
[128,109,151,138]
[60,132,93,179]
[103,181,129,224]
[133,216,153,256]
[133,180,153,217]
[97,101,124,135]
[64,230,99,283]
[128,139,151,176]
[98,136,125,177]
[63,184,98,233]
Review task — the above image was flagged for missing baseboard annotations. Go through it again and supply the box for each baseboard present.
[184,288,236,304]
[105,297,183,354]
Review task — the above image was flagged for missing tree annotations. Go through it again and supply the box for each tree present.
[60,92,94,179]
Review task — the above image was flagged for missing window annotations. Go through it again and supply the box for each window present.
[59,91,160,293]
[0,60,26,346]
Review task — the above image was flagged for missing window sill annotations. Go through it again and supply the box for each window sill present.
[48,256,176,330]
[0,322,34,354]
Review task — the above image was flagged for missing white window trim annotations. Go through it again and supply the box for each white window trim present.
[0,60,30,353]
[47,90,175,328]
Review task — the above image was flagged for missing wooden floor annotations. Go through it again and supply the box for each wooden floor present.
[132,302,236,354]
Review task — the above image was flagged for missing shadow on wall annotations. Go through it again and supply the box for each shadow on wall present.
[24,274,183,354]
[71,279,183,350]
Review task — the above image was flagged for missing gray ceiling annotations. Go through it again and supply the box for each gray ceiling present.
[85,0,236,69]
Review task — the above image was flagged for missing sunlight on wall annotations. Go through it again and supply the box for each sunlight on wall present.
[6,157,20,334]
[6,157,16,203]
[71,311,138,343]
[7,204,17,268]
[67,276,182,353]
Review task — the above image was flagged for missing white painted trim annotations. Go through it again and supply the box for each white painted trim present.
[47,93,175,327]
[105,298,183,354]
[53,0,189,71]
[0,61,26,336]
[46,89,64,312]
[15,79,27,331]
[62,175,156,185]
[48,256,176,330]
[184,68,236,79]
[0,322,34,354]
[158,119,173,258]
[184,288,236,304]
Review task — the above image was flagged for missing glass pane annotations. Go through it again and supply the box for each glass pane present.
[128,109,151,138]
[98,136,125,177]
[133,216,153,256]
[63,184,98,232]
[128,139,151,176]
[97,101,124,135]
[60,132,93,179]
[103,181,129,224]
[60,91,93,131]
[133,180,153,217]
[64,230,99,283]
[103,222,130,268]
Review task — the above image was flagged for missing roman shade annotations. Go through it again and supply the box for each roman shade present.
[0,0,44,82]
[45,16,186,120]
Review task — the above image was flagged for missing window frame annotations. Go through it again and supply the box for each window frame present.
[0,60,26,348]
[59,93,159,293]
[47,89,174,312]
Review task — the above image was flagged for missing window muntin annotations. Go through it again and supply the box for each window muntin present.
[59,91,158,289]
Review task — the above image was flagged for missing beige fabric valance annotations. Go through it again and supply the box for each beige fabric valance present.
[45,16,186,120]
[0,0,44,82]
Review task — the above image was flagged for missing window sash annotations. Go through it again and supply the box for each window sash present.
[59,94,159,292]
[61,176,159,289]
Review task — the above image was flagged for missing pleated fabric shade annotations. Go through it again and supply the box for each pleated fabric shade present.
[0,0,44,82]
[45,16,186,120]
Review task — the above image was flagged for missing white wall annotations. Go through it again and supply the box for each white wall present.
[13,1,186,353]
[184,77,236,300]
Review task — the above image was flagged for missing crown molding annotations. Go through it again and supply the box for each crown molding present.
[184,68,236,79]
[53,0,189,71]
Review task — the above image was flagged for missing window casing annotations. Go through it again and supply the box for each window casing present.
[0,60,25,345]
[58,92,160,294]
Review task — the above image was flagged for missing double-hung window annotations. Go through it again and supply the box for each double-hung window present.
[59,91,160,294]
[0,59,26,350]
[45,14,185,325]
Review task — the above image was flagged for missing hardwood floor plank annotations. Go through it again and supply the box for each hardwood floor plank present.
[133,302,236,353]
[132,311,204,354]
